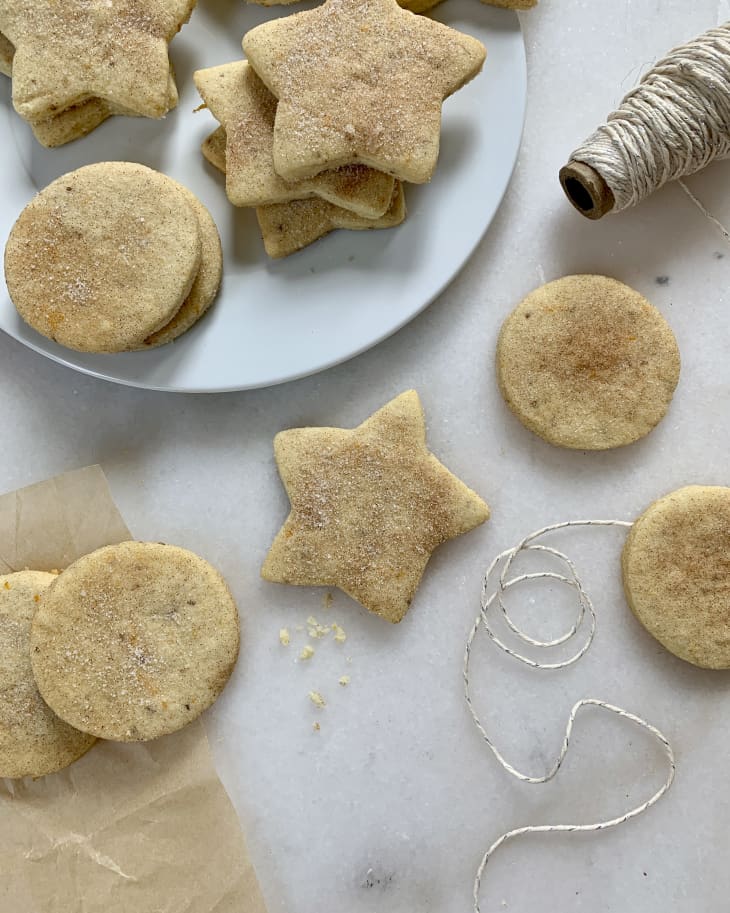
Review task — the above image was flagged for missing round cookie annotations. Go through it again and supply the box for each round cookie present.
[496,275,680,450]
[0,571,96,778]
[622,486,730,669]
[4,162,202,353]
[30,542,240,742]
[138,186,223,349]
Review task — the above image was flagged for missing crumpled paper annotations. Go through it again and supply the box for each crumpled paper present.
[0,466,268,913]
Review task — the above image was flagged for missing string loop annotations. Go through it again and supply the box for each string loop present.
[464,521,676,912]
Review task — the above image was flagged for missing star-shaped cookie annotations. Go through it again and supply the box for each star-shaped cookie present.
[256,181,406,257]
[399,0,536,9]
[262,391,490,622]
[194,61,395,217]
[242,0,486,184]
[0,1,195,123]
[201,125,406,257]
[0,32,14,76]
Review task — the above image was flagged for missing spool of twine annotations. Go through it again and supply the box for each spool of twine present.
[560,22,730,220]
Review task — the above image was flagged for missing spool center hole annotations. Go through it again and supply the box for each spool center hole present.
[565,177,595,213]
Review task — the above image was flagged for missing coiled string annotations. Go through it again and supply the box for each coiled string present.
[464,520,676,912]
[569,23,730,212]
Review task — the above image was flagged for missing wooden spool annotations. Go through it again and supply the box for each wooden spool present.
[559,161,615,220]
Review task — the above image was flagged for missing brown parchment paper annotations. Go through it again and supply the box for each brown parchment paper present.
[0,466,268,913]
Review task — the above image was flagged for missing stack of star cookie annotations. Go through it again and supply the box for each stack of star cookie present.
[4,162,222,353]
[0,542,240,778]
[0,1,197,147]
[248,0,538,15]
[194,0,486,258]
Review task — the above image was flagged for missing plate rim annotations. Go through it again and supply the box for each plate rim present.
[0,4,527,394]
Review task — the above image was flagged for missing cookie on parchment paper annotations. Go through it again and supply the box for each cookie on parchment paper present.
[31,542,240,742]
[0,571,97,778]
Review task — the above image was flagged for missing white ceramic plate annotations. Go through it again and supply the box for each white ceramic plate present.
[0,0,525,392]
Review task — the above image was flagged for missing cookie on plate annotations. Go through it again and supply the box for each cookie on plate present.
[496,275,680,450]
[31,542,241,742]
[262,390,490,622]
[138,183,223,348]
[0,31,14,76]
[0,571,96,778]
[242,0,486,183]
[257,181,406,258]
[5,162,203,352]
[202,125,228,173]
[622,486,730,669]
[26,72,178,148]
[194,61,395,218]
[0,1,195,136]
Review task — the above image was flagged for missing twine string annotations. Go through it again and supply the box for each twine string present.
[570,23,730,213]
[464,521,676,912]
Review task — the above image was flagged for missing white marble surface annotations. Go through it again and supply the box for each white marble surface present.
[2,1,730,911]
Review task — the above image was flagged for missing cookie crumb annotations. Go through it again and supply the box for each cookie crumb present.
[323,591,333,609]
[308,690,326,708]
[279,627,290,646]
[307,615,330,638]
[338,675,350,686]
[332,623,347,643]
[313,721,320,732]
[299,644,315,660]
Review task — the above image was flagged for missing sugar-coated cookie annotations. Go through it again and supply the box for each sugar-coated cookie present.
[243,0,486,183]
[5,162,202,353]
[0,571,96,778]
[202,125,228,173]
[0,31,14,76]
[256,181,406,258]
[262,390,490,622]
[26,72,178,148]
[623,486,730,669]
[31,542,240,742]
[496,275,680,450]
[0,1,194,132]
[194,61,395,217]
[139,184,223,349]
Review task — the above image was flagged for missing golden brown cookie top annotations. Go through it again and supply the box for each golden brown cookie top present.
[243,0,486,183]
[5,162,203,353]
[0,571,96,778]
[622,486,730,669]
[496,275,680,450]
[256,180,406,258]
[262,390,490,622]
[194,61,395,217]
[30,541,240,742]
[0,1,194,121]
[138,183,223,349]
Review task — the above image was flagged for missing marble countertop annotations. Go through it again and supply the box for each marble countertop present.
[2,1,730,910]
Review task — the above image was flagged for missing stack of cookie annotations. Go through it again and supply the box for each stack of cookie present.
[0,1,197,147]
[195,0,486,258]
[0,542,240,778]
[4,162,222,354]
[248,0,538,16]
